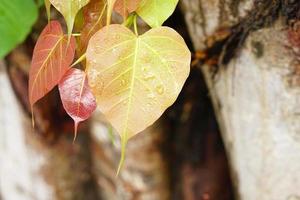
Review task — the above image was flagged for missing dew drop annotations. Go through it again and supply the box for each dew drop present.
[147,93,155,99]
[87,69,103,93]
[121,79,126,86]
[143,72,155,81]
[145,103,152,111]
[156,85,164,95]
[123,99,128,105]
[142,66,149,72]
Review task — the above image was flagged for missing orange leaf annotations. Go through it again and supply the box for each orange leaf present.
[79,0,107,54]
[114,0,140,18]
[29,21,76,108]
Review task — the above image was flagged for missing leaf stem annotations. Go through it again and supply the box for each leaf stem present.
[107,0,116,26]
[71,33,81,37]
[133,14,138,35]
[71,53,86,67]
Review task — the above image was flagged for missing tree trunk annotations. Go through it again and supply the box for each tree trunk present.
[181,0,300,199]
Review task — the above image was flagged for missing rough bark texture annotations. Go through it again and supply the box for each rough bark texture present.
[181,0,300,199]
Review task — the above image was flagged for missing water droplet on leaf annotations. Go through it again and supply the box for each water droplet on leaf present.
[156,85,164,95]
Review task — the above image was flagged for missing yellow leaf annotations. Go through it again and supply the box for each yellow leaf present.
[86,24,191,172]
[49,0,90,39]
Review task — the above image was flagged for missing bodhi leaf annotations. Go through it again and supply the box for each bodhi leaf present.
[136,0,178,28]
[49,0,90,39]
[79,0,107,54]
[86,24,191,173]
[114,0,140,19]
[0,0,38,58]
[59,68,96,141]
[29,21,76,109]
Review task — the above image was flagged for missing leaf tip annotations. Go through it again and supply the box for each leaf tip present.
[116,133,128,176]
[73,121,79,143]
[31,106,35,128]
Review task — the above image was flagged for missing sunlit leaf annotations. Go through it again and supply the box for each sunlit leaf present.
[79,0,107,55]
[0,0,38,58]
[86,24,190,172]
[136,0,178,27]
[49,0,90,39]
[114,0,140,19]
[29,21,76,108]
[45,0,51,22]
[59,68,97,141]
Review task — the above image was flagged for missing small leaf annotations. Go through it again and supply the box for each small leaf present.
[79,0,107,54]
[114,0,140,19]
[29,21,76,108]
[45,0,51,22]
[59,68,97,141]
[0,0,38,58]
[49,0,90,39]
[86,24,190,171]
[136,0,178,27]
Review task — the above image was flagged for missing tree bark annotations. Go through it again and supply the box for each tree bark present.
[181,0,300,199]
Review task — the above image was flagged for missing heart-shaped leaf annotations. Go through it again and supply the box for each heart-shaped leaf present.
[29,21,76,108]
[136,0,178,27]
[79,0,107,54]
[49,0,90,39]
[59,68,97,141]
[114,0,140,19]
[0,0,38,58]
[86,24,190,172]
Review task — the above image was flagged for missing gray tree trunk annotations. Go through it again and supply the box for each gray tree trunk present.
[181,0,300,199]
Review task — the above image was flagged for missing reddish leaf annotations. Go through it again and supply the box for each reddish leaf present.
[79,0,107,54]
[114,0,140,18]
[29,21,76,108]
[58,68,96,140]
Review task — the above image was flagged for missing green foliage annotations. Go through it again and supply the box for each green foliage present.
[49,0,90,39]
[136,0,179,27]
[0,0,38,58]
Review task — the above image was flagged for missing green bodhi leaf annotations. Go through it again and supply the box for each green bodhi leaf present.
[136,0,179,28]
[86,24,191,173]
[49,0,90,39]
[0,0,38,58]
